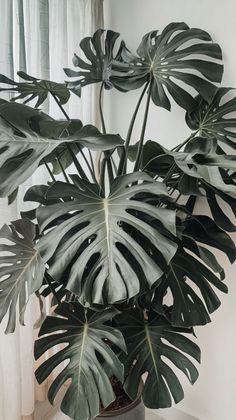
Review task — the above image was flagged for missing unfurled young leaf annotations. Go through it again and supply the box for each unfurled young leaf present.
[0,219,45,333]
[36,172,177,305]
[117,309,200,408]
[0,71,71,108]
[35,304,126,420]
[113,22,223,111]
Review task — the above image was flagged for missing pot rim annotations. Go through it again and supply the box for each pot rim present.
[98,381,143,417]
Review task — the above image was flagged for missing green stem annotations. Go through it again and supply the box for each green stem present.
[172,131,198,152]
[99,83,114,191]
[50,92,94,182]
[163,163,177,184]
[43,159,56,182]
[99,82,106,134]
[89,150,96,175]
[66,144,88,180]
[99,157,106,197]
[76,145,98,184]
[118,81,149,176]
[134,78,153,172]
[111,155,118,176]
[57,157,70,183]
[51,92,70,121]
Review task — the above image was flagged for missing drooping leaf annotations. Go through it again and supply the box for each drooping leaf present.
[114,22,223,111]
[0,71,71,108]
[0,219,45,333]
[35,303,126,420]
[203,182,236,232]
[186,88,236,150]
[116,309,200,408]
[136,138,236,230]
[21,184,60,221]
[36,172,177,305]
[152,241,228,327]
[64,29,126,90]
[173,137,236,194]
[0,100,123,197]
[183,215,236,263]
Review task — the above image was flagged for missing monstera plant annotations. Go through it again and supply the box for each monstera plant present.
[0,23,236,420]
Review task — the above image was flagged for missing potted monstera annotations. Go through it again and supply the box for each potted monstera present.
[0,22,236,420]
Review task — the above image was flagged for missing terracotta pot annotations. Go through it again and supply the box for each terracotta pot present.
[97,384,145,420]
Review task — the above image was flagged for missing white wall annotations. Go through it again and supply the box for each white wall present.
[103,1,236,419]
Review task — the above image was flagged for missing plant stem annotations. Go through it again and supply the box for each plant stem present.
[118,81,149,176]
[99,83,114,192]
[57,157,70,183]
[44,271,61,306]
[99,82,106,134]
[51,93,70,121]
[50,92,94,182]
[163,163,177,184]
[99,157,106,197]
[76,145,98,184]
[89,150,96,175]
[172,131,198,152]
[66,144,88,179]
[43,159,56,182]
[111,155,118,176]
[134,78,153,172]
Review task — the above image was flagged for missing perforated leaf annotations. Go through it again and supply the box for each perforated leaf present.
[0,100,123,197]
[0,219,45,333]
[36,172,177,305]
[35,304,126,420]
[186,88,236,150]
[114,22,223,111]
[64,29,125,90]
[0,71,71,108]
[117,309,200,408]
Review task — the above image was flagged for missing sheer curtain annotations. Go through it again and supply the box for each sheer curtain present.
[0,1,104,419]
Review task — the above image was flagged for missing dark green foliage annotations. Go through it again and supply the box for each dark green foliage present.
[35,304,126,420]
[113,23,223,111]
[0,71,72,108]
[0,22,235,420]
[0,219,45,333]
[117,309,200,408]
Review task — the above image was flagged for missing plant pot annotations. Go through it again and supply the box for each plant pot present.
[97,398,145,420]
[97,383,145,420]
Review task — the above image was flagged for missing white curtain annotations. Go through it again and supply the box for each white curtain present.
[0,1,104,419]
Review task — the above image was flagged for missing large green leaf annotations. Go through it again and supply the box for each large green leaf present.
[116,309,200,408]
[64,29,125,90]
[114,22,223,111]
[186,88,236,150]
[0,100,123,197]
[36,172,177,305]
[0,71,71,108]
[0,219,45,333]
[35,303,126,420]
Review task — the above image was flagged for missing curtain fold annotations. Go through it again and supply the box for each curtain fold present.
[0,1,104,419]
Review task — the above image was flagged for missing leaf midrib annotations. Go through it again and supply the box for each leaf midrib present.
[144,322,159,382]
[78,322,88,386]
[0,250,40,309]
